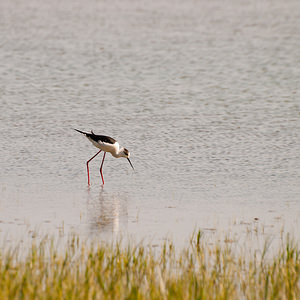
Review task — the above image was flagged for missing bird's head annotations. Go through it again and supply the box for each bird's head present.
[121,148,134,170]
[121,148,130,158]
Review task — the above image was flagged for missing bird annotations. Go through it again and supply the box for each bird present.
[74,129,134,185]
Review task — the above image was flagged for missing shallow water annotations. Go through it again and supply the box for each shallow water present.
[0,0,299,248]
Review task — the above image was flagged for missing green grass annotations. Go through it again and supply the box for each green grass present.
[0,232,299,299]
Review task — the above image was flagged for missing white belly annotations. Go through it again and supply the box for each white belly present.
[89,138,119,155]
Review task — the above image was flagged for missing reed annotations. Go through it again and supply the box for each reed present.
[0,232,299,299]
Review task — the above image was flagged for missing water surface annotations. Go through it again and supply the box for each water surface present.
[0,0,299,248]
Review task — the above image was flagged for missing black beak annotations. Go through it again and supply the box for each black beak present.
[127,158,134,170]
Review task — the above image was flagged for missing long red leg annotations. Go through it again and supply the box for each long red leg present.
[100,152,106,185]
[86,150,102,185]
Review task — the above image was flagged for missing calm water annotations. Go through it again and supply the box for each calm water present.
[0,0,299,248]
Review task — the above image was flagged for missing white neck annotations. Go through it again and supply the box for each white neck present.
[112,147,125,158]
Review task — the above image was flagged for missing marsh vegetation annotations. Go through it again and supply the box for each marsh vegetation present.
[0,232,299,299]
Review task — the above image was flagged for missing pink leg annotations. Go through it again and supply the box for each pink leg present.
[100,152,106,185]
[86,150,102,185]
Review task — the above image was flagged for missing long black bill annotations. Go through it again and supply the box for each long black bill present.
[127,158,134,170]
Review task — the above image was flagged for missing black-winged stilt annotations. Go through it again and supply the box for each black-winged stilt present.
[75,129,134,185]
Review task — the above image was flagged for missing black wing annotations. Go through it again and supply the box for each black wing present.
[74,129,116,144]
[91,134,116,144]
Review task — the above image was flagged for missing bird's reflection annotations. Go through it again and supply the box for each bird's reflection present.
[87,189,128,236]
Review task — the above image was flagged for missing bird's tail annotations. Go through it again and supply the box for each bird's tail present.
[74,129,90,136]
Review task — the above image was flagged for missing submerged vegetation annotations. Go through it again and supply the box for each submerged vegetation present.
[0,232,299,299]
